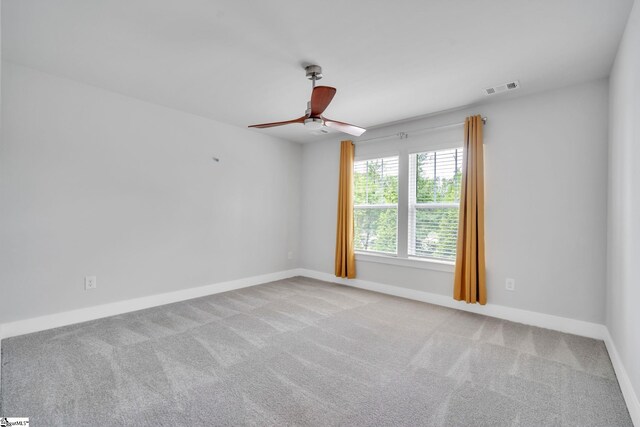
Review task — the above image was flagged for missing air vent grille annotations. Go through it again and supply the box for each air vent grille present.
[484,80,520,96]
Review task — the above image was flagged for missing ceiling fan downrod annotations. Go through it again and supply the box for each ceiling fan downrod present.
[305,65,322,115]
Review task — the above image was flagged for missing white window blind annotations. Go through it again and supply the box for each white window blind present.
[353,156,399,254]
[408,148,463,261]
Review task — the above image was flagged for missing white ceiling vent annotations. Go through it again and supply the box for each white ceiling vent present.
[484,80,520,96]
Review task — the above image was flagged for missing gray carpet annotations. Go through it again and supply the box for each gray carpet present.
[0,277,632,426]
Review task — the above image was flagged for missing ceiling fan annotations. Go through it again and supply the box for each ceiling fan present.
[248,65,366,137]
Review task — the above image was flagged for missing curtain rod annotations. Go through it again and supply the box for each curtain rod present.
[354,117,487,144]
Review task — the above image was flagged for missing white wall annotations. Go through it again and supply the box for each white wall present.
[0,61,301,324]
[302,79,609,324]
[0,60,613,329]
[607,0,640,412]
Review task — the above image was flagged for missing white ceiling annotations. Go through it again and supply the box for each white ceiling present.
[2,0,633,143]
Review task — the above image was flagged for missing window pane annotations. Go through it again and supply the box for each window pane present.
[354,157,399,205]
[412,207,459,260]
[353,156,399,255]
[354,207,397,254]
[414,149,463,203]
[409,148,463,261]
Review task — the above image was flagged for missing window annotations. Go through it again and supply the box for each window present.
[353,156,398,254]
[409,148,463,261]
[353,146,463,264]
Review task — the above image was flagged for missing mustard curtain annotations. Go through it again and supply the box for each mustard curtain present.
[335,140,356,278]
[453,115,486,304]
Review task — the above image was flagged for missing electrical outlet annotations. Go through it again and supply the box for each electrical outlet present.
[287,251,294,260]
[505,278,515,291]
[85,276,97,290]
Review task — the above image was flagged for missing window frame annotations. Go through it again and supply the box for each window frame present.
[353,139,462,273]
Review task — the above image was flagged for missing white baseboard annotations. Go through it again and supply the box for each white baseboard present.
[0,269,299,341]
[604,331,640,426]
[297,268,607,340]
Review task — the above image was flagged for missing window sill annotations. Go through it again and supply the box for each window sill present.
[355,252,455,273]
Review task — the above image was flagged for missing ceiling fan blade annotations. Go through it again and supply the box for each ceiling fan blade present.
[310,86,337,116]
[248,116,306,129]
[323,118,366,136]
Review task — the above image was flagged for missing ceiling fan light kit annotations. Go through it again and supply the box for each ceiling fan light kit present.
[304,117,324,130]
[248,65,366,137]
